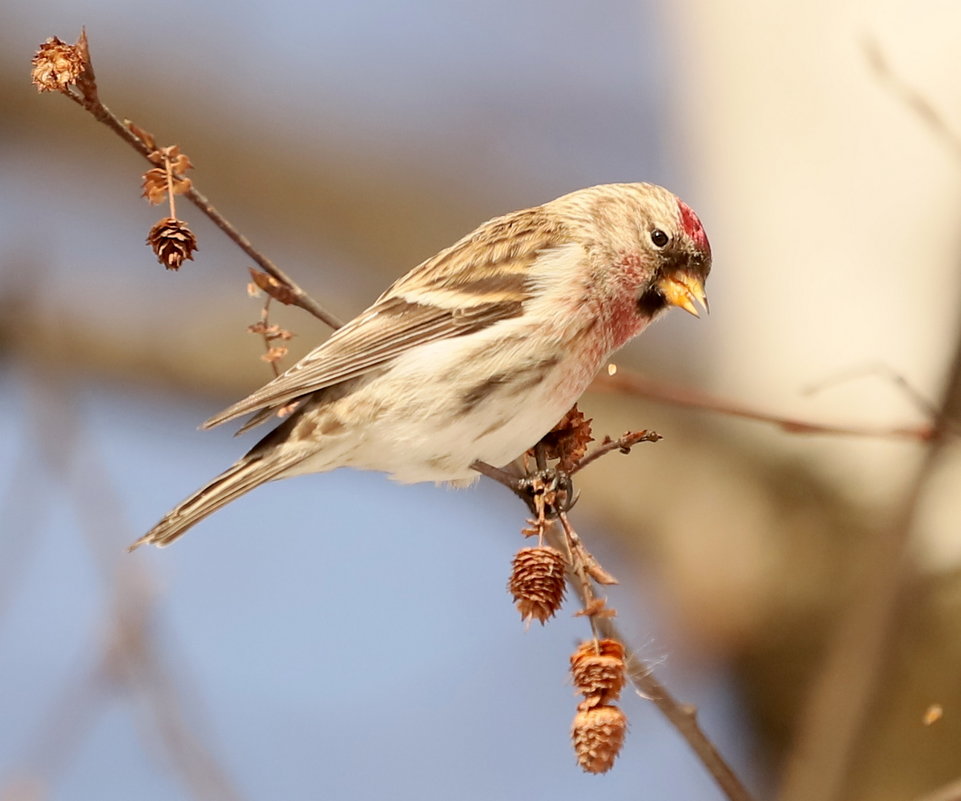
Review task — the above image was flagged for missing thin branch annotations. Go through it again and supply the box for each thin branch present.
[258,297,283,378]
[471,459,524,486]
[803,362,961,437]
[593,370,937,441]
[52,42,342,330]
[542,518,757,801]
[482,434,756,801]
[570,430,662,474]
[802,363,942,421]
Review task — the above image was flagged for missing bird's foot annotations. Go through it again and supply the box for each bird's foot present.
[470,460,576,518]
[514,467,576,519]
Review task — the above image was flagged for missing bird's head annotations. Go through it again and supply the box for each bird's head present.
[567,182,712,344]
[618,184,711,321]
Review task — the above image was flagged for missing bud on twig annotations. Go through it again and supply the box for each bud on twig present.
[249,268,300,306]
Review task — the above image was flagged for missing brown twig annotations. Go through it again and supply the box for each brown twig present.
[541,516,757,801]
[471,459,524,486]
[593,370,937,441]
[803,362,960,437]
[557,511,618,587]
[803,363,941,420]
[45,33,342,330]
[247,294,294,379]
[555,514,603,641]
[571,430,662,474]
[485,428,755,801]
[257,297,283,378]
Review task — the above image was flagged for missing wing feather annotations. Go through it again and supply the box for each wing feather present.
[202,207,572,430]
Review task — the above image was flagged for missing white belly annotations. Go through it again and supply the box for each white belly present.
[313,329,598,483]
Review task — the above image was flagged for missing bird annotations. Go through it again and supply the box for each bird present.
[131,182,711,550]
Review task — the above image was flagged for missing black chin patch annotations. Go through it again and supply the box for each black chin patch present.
[637,286,668,317]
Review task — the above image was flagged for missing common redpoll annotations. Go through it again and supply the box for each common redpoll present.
[131,182,711,549]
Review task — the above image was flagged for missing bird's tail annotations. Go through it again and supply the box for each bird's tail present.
[129,451,308,551]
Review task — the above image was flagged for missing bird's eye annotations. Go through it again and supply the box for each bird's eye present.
[650,229,670,248]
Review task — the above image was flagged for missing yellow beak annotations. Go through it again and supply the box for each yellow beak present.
[657,272,709,318]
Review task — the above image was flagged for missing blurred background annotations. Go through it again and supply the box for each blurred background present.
[3,1,961,800]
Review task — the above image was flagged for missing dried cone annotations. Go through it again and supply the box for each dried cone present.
[147,217,198,270]
[571,704,627,774]
[508,546,566,624]
[570,639,626,706]
[536,405,593,472]
[31,37,84,92]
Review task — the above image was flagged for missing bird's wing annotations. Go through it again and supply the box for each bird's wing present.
[202,207,573,430]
